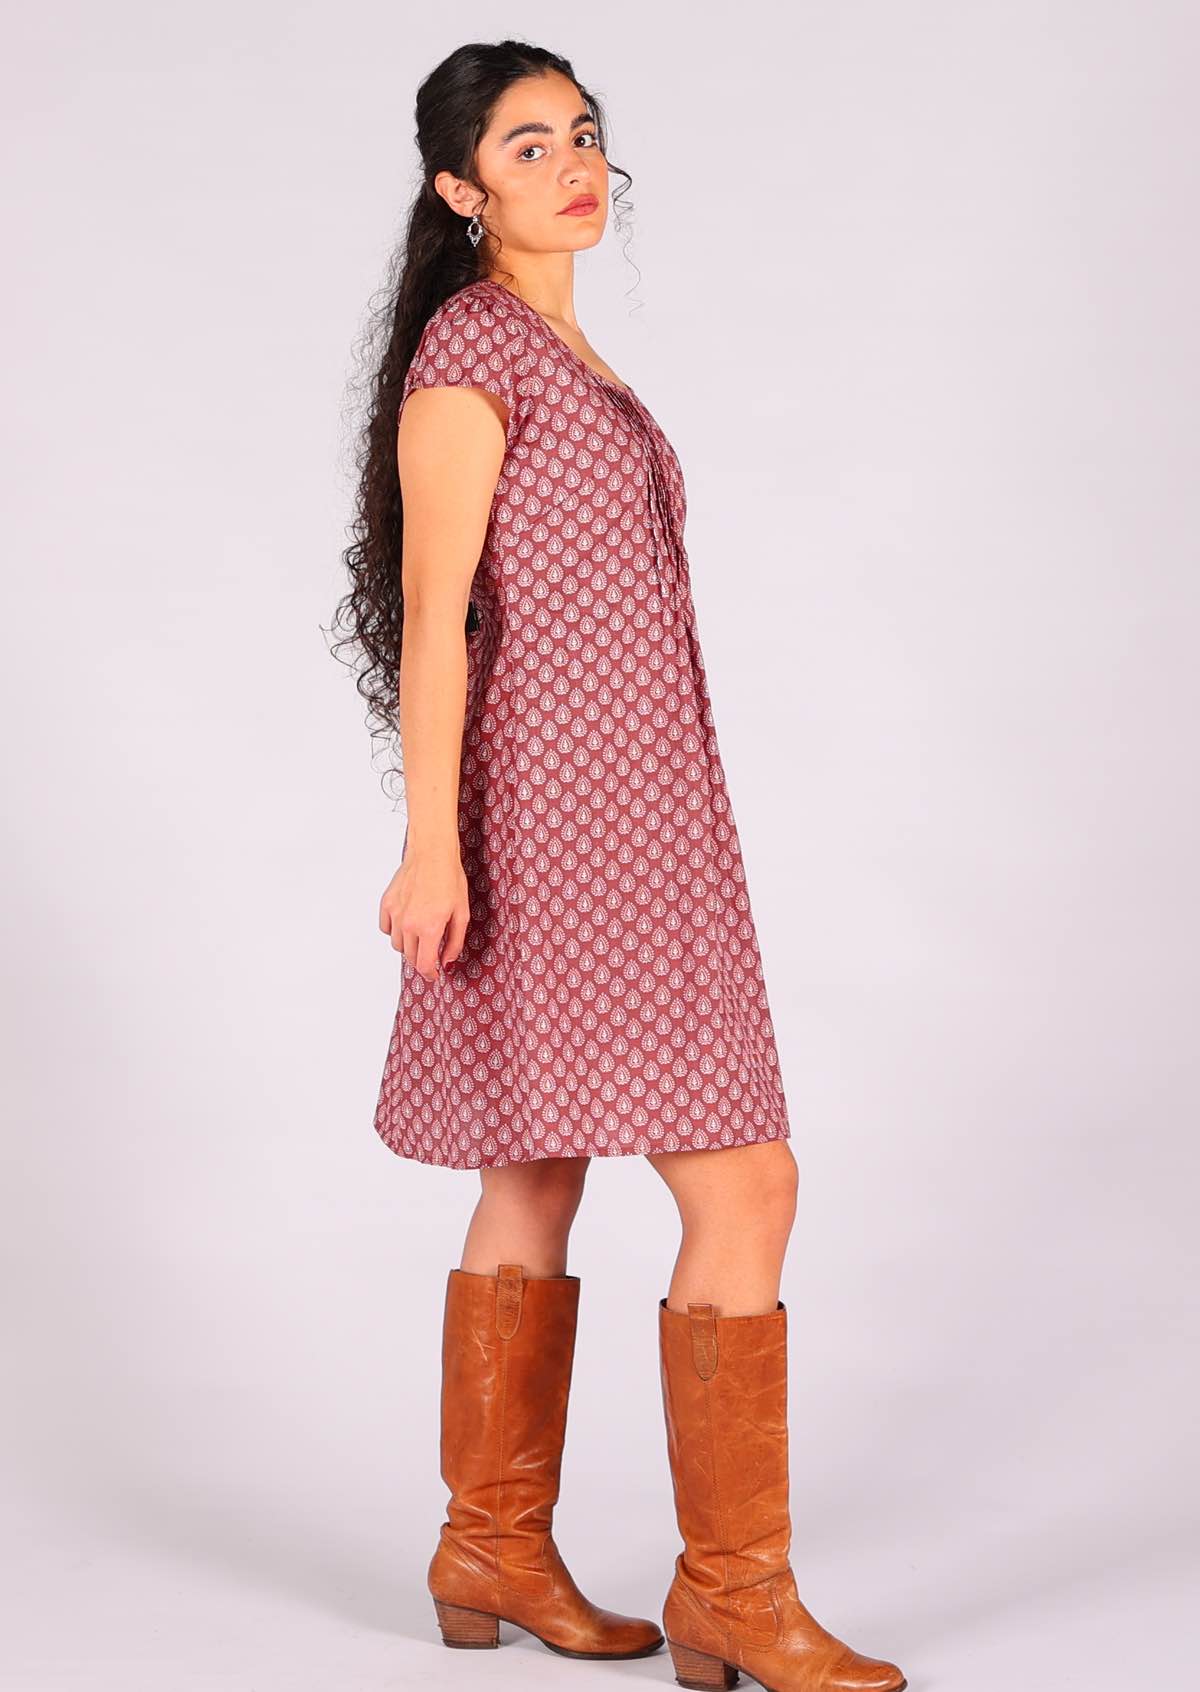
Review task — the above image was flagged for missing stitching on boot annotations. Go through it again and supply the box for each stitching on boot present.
[496,1263,523,1339]
[699,1375,733,1659]
[496,1304,509,1576]
[687,1302,718,1379]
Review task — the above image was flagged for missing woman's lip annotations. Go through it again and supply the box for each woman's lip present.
[560,196,599,215]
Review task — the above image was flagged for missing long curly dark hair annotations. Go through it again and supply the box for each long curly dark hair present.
[328,39,634,803]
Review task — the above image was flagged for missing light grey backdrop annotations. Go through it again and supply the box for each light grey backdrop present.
[3,4,1197,1689]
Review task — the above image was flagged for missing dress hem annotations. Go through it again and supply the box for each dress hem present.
[374,1118,792,1172]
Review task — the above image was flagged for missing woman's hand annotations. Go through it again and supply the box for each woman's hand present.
[378,842,471,982]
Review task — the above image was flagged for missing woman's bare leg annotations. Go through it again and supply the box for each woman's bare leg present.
[459,1155,591,1276]
[645,1140,798,1314]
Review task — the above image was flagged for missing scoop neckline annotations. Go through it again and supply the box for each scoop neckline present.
[472,278,636,397]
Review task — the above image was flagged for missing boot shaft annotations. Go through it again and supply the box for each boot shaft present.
[440,1265,580,1563]
[658,1297,793,1599]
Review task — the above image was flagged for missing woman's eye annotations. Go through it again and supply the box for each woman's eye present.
[516,133,600,161]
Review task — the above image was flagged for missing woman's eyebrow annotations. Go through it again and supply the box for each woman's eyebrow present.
[496,109,594,146]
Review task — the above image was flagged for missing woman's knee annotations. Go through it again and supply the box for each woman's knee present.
[657,1139,799,1237]
[737,1142,799,1234]
[479,1156,589,1232]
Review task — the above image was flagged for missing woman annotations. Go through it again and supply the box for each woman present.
[332,39,907,1692]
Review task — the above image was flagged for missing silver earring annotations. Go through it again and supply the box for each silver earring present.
[466,214,484,248]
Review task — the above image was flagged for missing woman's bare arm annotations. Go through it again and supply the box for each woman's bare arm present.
[377,384,509,982]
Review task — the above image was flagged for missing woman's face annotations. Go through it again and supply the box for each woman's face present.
[458,71,609,259]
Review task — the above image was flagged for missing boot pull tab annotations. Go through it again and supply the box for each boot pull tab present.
[686,1302,719,1379]
[495,1263,524,1339]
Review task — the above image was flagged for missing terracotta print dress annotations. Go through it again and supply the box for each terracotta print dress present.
[373,278,791,1169]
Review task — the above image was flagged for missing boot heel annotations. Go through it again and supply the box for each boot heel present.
[667,1636,739,1688]
[432,1597,500,1648]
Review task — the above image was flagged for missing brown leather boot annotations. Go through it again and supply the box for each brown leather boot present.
[658,1297,907,1692]
[427,1262,663,1660]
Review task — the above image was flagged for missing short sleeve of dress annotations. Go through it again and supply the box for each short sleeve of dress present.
[399,290,525,426]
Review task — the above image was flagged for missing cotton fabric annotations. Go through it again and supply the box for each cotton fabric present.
[373,278,791,1168]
